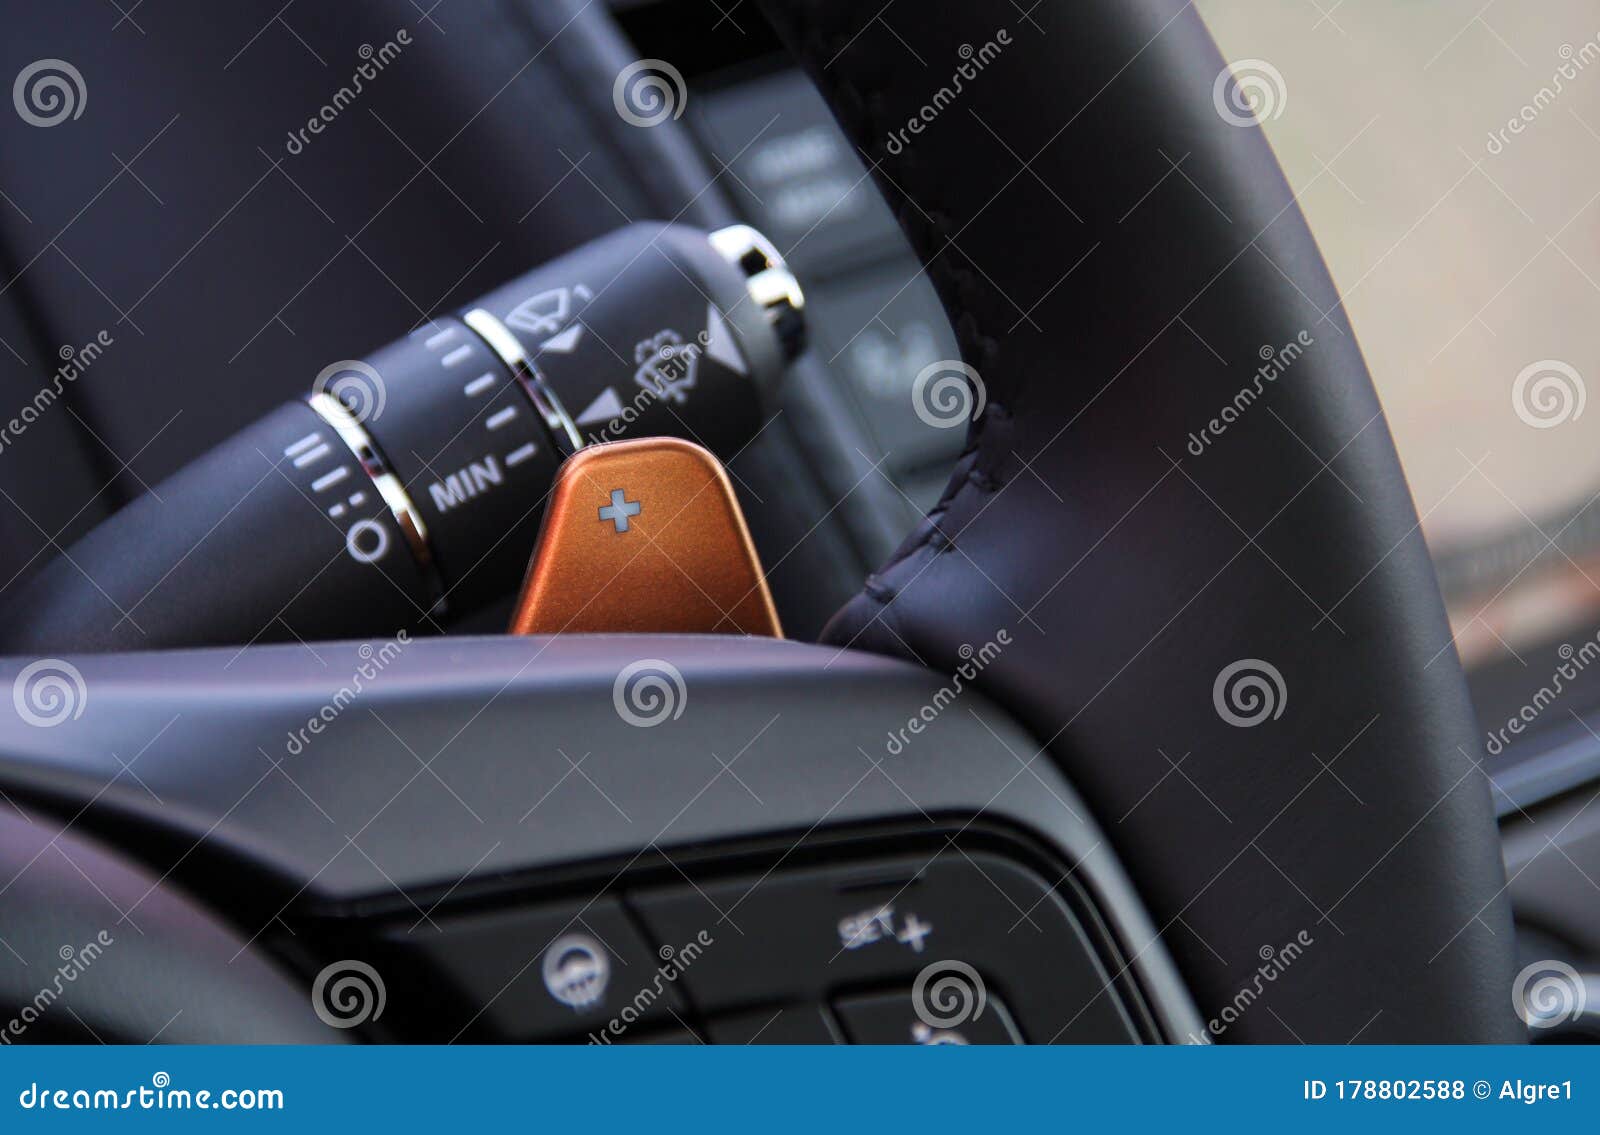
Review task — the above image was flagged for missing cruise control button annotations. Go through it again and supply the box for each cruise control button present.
[386,897,681,1041]
[708,1005,841,1044]
[628,850,1139,1042]
[835,988,1022,1045]
[622,1028,704,1044]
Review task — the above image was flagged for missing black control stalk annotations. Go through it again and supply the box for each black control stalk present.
[0,223,802,652]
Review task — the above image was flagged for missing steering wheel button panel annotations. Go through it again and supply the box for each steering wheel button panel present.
[627,851,1141,1043]
[375,898,681,1042]
[834,987,1022,1045]
[705,1005,842,1044]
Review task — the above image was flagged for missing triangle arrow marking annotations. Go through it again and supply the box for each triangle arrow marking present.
[575,386,625,426]
[704,304,747,376]
[540,323,585,354]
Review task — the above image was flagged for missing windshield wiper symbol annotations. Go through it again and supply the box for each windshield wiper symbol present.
[505,283,593,337]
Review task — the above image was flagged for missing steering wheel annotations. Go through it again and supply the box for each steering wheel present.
[764,0,1521,1042]
[0,0,1520,1044]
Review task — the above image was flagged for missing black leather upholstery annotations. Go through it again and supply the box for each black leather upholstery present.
[760,0,1522,1041]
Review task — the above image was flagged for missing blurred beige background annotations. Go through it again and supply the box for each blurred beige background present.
[1198,1,1600,660]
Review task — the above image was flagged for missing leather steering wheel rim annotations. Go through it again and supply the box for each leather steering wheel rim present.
[759,0,1522,1042]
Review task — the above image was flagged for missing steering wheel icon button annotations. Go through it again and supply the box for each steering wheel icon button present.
[386,897,679,1040]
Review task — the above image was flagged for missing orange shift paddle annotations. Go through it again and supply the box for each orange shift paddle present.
[509,437,782,638]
